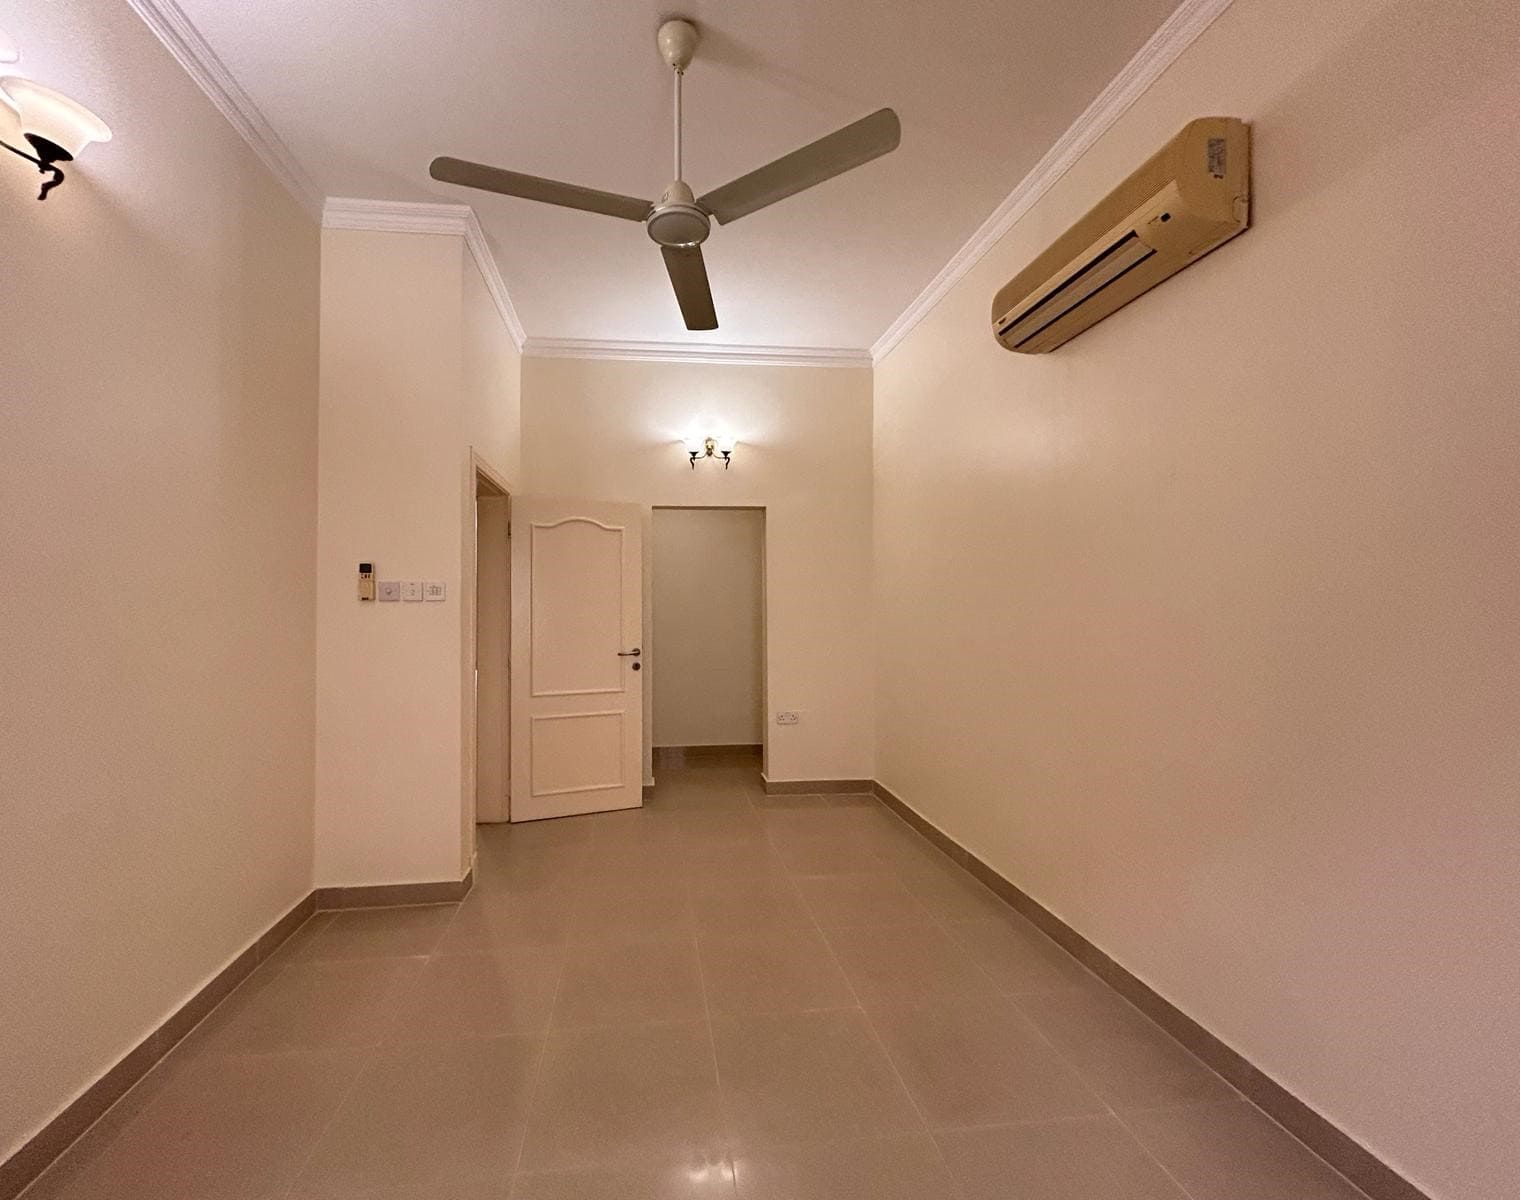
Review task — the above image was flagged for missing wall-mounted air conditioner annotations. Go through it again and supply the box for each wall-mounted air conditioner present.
[991,117,1250,353]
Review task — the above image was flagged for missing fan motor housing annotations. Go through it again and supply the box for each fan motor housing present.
[646,181,710,246]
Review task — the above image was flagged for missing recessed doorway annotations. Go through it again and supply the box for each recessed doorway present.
[651,506,766,775]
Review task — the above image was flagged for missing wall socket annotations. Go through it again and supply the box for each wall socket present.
[775,711,800,726]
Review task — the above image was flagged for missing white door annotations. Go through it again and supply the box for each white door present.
[510,497,643,821]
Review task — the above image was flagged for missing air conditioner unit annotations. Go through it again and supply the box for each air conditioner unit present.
[991,117,1250,353]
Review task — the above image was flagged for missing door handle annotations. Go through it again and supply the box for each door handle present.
[617,648,642,657]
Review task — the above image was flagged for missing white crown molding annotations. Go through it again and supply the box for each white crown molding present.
[870,0,1236,363]
[522,338,873,369]
[322,198,528,350]
[125,0,322,218]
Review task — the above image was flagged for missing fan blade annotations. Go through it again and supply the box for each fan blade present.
[661,244,718,331]
[429,156,652,221]
[697,108,901,225]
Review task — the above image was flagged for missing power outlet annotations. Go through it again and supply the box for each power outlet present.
[775,710,800,726]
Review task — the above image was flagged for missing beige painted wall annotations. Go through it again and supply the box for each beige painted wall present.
[872,2,1520,1197]
[0,0,319,1165]
[522,357,873,784]
[652,508,766,747]
[315,229,520,887]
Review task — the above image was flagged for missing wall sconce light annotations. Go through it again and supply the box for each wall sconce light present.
[682,434,736,469]
[1,59,112,200]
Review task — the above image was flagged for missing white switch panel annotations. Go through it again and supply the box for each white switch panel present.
[423,581,446,602]
[775,710,800,726]
[401,581,423,602]
[377,580,401,602]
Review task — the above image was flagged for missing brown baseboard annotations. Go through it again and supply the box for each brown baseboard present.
[870,780,1429,1200]
[654,744,762,767]
[643,784,656,799]
[0,893,317,1200]
[314,869,472,910]
[763,776,873,795]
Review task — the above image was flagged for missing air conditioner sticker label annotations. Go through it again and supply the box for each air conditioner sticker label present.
[1207,137,1227,178]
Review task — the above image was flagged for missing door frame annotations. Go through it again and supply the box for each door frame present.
[463,450,512,869]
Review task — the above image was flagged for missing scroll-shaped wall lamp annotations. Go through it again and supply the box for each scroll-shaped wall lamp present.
[0,33,112,200]
[682,433,737,469]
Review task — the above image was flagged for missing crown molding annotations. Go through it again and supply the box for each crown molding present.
[126,0,322,218]
[870,0,1236,364]
[522,338,873,369]
[322,198,528,350]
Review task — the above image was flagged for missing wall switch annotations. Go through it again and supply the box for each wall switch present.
[377,580,401,602]
[423,581,446,602]
[775,710,800,726]
[401,581,423,602]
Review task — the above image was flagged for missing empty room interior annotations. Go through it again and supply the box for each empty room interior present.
[2,1,1516,1199]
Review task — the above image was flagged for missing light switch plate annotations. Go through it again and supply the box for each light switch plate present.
[377,580,401,602]
[401,581,423,602]
[423,581,446,602]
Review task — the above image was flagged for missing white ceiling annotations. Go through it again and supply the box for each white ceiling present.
[174,0,1179,350]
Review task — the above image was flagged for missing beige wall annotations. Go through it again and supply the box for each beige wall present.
[872,2,1520,1198]
[315,229,520,887]
[522,357,873,785]
[0,0,319,1165]
[652,508,766,747]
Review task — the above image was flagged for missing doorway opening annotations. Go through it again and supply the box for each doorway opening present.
[650,506,767,781]
[474,470,510,833]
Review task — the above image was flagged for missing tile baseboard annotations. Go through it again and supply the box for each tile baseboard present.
[654,744,762,767]
[313,870,473,910]
[0,893,317,1200]
[870,780,1430,1200]
[763,776,874,795]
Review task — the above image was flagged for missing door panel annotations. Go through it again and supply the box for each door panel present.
[530,520,625,696]
[511,498,643,821]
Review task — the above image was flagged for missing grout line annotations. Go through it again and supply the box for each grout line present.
[780,816,971,1199]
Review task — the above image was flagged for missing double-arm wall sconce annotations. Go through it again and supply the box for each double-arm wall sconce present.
[683,434,737,469]
[0,31,112,200]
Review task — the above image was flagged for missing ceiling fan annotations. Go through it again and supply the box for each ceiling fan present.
[429,18,901,332]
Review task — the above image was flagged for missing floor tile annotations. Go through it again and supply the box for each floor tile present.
[554,938,706,1028]
[293,905,457,962]
[385,950,562,1040]
[296,1035,541,1193]
[1015,986,1237,1112]
[794,873,933,927]
[437,892,577,955]
[711,1009,922,1150]
[770,833,884,876]
[519,1020,726,1172]
[511,1160,736,1199]
[682,838,790,877]
[733,1134,959,1200]
[187,955,426,1056]
[568,880,697,945]
[868,995,1106,1129]
[892,859,1010,921]
[936,1115,1189,1200]
[698,929,856,1016]
[688,873,813,936]
[943,917,1095,994]
[824,923,997,1007]
[1123,1100,1367,1199]
[43,1049,365,1200]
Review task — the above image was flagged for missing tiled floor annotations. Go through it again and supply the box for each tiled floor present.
[24,755,1370,1199]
